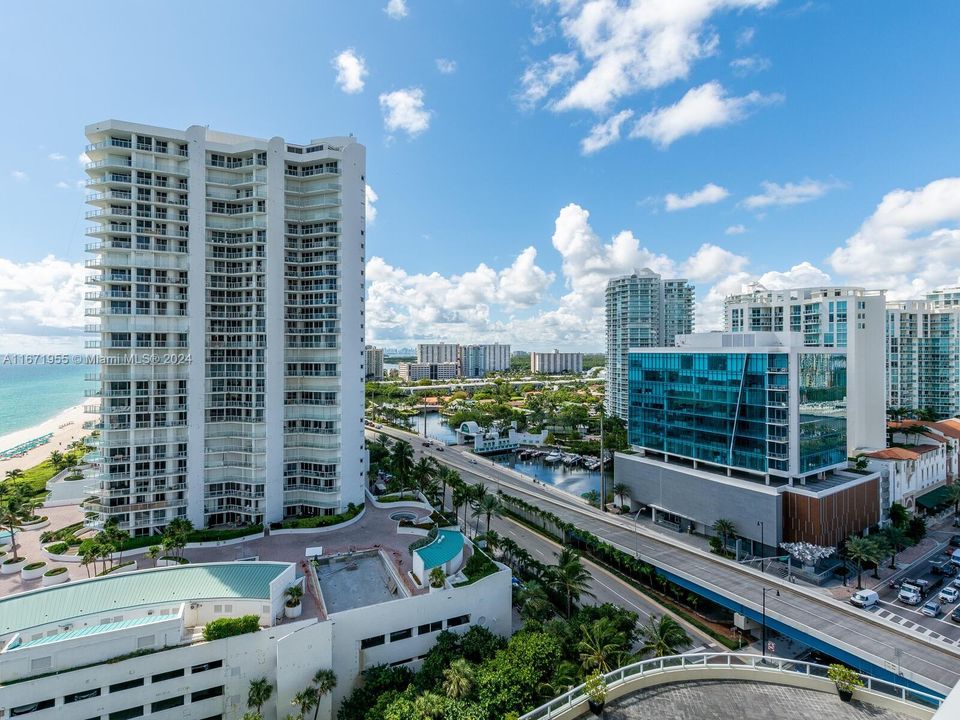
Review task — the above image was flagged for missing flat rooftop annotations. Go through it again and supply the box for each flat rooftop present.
[0,562,290,636]
[608,679,915,719]
[315,551,404,614]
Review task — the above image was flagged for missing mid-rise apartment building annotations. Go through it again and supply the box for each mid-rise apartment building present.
[886,300,960,418]
[83,120,366,535]
[530,349,584,374]
[397,362,458,382]
[605,268,694,421]
[365,345,384,381]
[458,343,511,378]
[616,332,881,551]
[416,343,458,364]
[724,284,886,450]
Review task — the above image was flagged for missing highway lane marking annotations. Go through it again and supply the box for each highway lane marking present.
[588,575,653,620]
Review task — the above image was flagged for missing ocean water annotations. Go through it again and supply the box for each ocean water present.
[0,363,88,437]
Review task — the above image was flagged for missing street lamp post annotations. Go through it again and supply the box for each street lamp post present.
[757,520,765,573]
[634,508,643,560]
[761,586,779,660]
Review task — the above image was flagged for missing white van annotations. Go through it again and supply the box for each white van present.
[850,590,879,608]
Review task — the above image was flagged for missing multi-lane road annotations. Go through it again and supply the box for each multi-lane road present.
[368,425,960,696]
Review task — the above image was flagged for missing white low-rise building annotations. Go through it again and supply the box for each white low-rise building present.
[0,555,511,720]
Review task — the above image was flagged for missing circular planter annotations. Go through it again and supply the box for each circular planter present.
[19,518,50,531]
[21,562,48,580]
[285,602,303,618]
[42,568,70,586]
[1,558,28,574]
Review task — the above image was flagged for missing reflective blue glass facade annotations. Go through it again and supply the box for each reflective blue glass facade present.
[628,352,777,472]
[798,353,847,472]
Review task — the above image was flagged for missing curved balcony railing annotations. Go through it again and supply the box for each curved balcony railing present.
[519,652,944,720]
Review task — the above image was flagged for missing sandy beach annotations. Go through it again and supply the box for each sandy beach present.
[0,402,91,473]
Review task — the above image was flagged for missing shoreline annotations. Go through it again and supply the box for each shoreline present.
[0,401,91,473]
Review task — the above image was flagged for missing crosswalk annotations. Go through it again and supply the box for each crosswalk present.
[874,606,960,646]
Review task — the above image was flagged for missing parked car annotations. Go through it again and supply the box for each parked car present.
[950,534,960,548]
[898,585,923,605]
[939,586,959,604]
[850,590,879,608]
[921,600,942,617]
[952,549,960,568]
[952,606,960,623]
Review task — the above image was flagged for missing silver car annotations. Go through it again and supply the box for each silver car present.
[921,600,942,617]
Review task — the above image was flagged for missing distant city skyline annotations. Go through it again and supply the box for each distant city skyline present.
[1,2,960,353]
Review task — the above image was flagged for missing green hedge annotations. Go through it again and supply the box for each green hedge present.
[277,503,362,529]
[118,525,264,551]
[24,561,46,571]
[455,550,498,586]
[202,615,260,642]
[160,556,189,564]
[46,542,70,555]
[44,567,68,576]
[40,522,84,544]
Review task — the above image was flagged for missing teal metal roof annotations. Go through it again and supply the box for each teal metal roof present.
[15,615,169,649]
[0,562,290,635]
[415,529,464,570]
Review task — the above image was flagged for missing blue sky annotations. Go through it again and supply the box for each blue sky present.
[1,0,959,352]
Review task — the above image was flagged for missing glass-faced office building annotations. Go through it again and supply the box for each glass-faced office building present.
[628,333,848,480]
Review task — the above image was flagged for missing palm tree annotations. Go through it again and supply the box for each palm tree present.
[49,450,65,471]
[578,617,629,673]
[247,677,273,716]
[412,457,435,500]
[147,545,162,567]
[883,525,908,569]
[80,546,96,577]
[310,669,337,720]
[412,691,445,719]
[868,537,888,579]
[291,688,317,719]
[518,580,554,621]
[639,615,690,658]
[240,713,263,720]
[612,482,629,509]
[0,491,27,559]
[469,483,489,536]
[844,535,874,590]
[452,485,469,530]
[476,494,501,535]
[285,584,304,608]
[581,489,601,507]
[711,518,737,554]
[945,483,960,518]
[442,658,475,699]
[390,440,414,498]
[4,468,24,482]
[549,548,595,617]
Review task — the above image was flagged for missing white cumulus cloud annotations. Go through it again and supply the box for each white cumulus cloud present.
[0,255,86,347]
[730,55,771,75]
[828,177,960,299]
[365,184,378,224]
[665,182,730,211]
[517,53,580,111]
[436,58,457,74]
[630,81,783,148]
[48,152,65,161]
[332,49,368,94]
[725,224,747,235]
[521,0,776,114]
[742,178,840,209]
[385,0,408,20]
[379,88,432,137]
[581,110,634,155]
[681,243,748,281]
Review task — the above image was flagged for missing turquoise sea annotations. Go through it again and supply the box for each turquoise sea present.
[0,363,88,437]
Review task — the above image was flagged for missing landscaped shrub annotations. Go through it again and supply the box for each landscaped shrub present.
[97,561,135,576]
[24,562,46,571]
[2,556,25,564]
[202,615,260,641]
[44,567,68,576]
[40,522,83,544]
[456,550,498,585]
[159,556,189,564]
[46,542,69,555]
[277,504,362,529]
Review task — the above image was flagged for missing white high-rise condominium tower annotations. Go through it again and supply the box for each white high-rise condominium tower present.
[416,343,458,364]
[723,284,886,451]
[84,120,366,536]
[605,269,694,421]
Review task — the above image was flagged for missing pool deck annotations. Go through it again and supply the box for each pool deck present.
[0,500,436,614]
